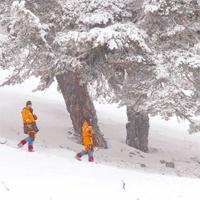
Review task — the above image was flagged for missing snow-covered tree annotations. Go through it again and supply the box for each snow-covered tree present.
[0,0,145,148]
[55,0,154,151]
[1,0,200,152]
[140,0,200,131]
[0,0,12,26]
[104,0,200,151]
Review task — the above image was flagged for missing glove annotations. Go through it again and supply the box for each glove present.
[30,108,33,113]
[33,114,38,120]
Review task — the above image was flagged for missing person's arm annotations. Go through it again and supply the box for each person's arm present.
[88,127,94,146]
[21,109,31,124]
[30,108,38,121]
[33,114,38,120]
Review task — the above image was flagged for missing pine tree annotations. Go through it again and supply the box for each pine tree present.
[1,0,200,153]
[106,0,200,151]
[0,0,148,149]
[139,0,200,133]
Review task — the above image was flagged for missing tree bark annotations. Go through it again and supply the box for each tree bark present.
[56,72,107,148]
[126,106,149,152]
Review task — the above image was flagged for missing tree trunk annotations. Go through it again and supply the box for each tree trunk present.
[126,106,149,152]
[56,72,107,148]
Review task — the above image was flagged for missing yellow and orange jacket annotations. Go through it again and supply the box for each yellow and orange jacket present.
[82,120,94,148]
[21,106,37,124]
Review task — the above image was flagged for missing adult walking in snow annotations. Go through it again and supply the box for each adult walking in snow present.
[18,101,39,152]
[76,118,95,162]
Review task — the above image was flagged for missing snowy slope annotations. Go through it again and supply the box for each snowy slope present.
[1,70,200,199]
[1,144,200,200]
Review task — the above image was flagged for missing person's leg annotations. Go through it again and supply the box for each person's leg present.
[88,149,94,162]
[76,145,88,160]
[76,150,87,160]
[18,135,34,148]
[27,137,34,152]
[18,138,27,147]
[27,132,35,152]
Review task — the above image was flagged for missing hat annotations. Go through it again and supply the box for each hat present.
[26,101,32,106]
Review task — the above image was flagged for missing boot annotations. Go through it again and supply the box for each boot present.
[75,153,82,161]
[18,139,27,148]
[28,144,34,152]
[89,156,94,162]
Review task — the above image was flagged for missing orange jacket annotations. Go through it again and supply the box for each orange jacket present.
[21,106,37,124]
[82,120,94,147]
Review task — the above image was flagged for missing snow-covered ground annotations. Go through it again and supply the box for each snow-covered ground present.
[1,70,200,199]
[1,143,200,200]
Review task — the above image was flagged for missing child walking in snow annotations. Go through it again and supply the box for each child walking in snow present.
[18,101,39,152]
[76,119,94,162]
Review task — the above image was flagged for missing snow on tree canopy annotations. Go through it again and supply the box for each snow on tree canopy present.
[1,0,200,133]
[55,23,150,51]
[10,1,49,48]
[62,0,134,27]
